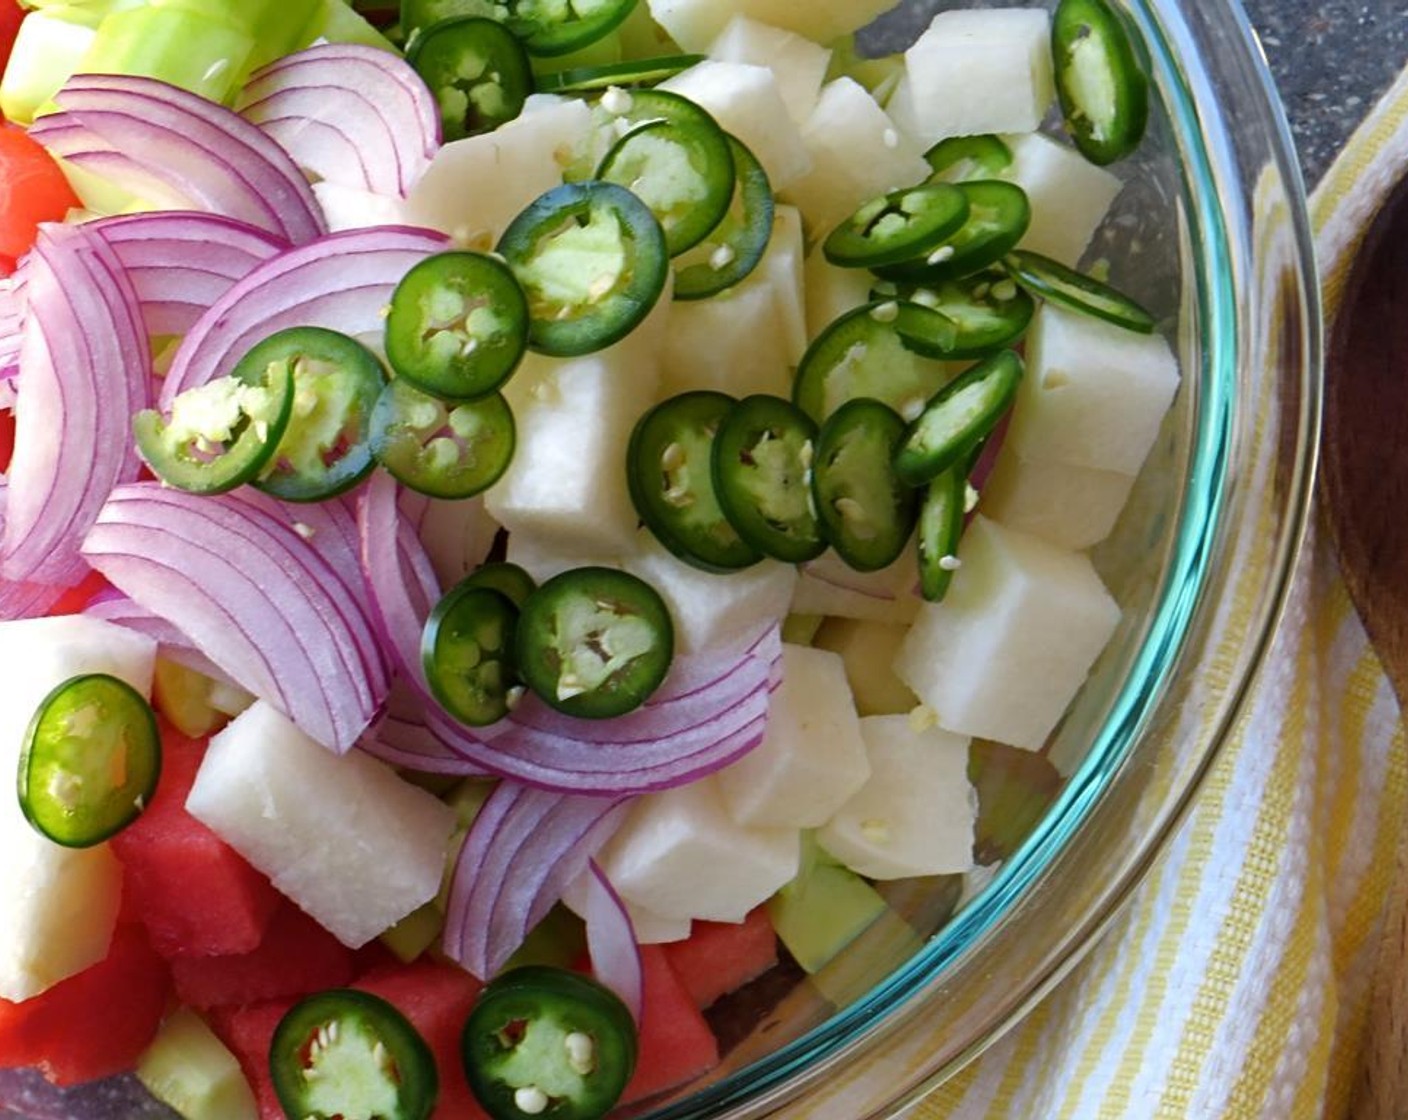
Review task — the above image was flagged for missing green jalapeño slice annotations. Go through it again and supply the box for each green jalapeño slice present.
[672,135,774,300]
[270,989,438,1120]
[385,251,531,402]
[229,326,387,503]
[462,966,637,1120]
[823,183,970,270]
[1052,0,1150,165]
[132,362,294,496]
[370,378,516,499]
[894,349,1025,487]
[875,180,1032,285]
[423,583,522,726]
[407,17,533,141]
[18,673,161,848]
[497,181,668,357]
[515,567,674,719]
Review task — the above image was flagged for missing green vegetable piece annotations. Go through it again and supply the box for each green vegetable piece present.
[460,562,538,608]
[1002,248,1156,333]
[498,181,668,357]
[768,833,889,975]
[596,116,735,257]
[628,391,762,573]
[408,17,532,141]
[462,966,637,1120]
[877,270,1035,359]
[874,179,1031,285]
[1052,0,1150,165]
[402,0,637,57]
[894,350,1024,488]
[137,1008,260,1120]
[515,566,673,719]
[812,399,918,573]
[924,134,1014,182]
[18,673,161,849]
[823,183,970,270]
[672,134,774,301]
[231,326,387,503]
[712,394,826,564]
[270,989,438,1120]
[370,380,516,500]
[916,467,966,602]
[133,364,294,497]
[535,52,704,92]
[423,583,521,727]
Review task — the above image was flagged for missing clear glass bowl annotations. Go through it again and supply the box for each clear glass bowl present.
[0,0,1318,1117]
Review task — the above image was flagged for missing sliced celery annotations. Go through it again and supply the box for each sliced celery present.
[379,901,445,962]
[767,833,889,975]
[312,0,398,51]
[530,30,622,79]
[0,13,96,124]
[79,6,256,105]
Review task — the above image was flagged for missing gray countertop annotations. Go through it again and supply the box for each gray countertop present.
[1241,1,1408,185]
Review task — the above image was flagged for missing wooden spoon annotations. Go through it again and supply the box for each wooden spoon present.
[1323,171,1408,1118]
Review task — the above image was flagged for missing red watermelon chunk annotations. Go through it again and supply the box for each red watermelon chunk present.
[354,959,489,1120]
[0,924,170,1086]
[207,999,293,1120]
[662,906,778,1010]
[170,900,354,1010]
[619,945,719,1107]
[110,724,279,958]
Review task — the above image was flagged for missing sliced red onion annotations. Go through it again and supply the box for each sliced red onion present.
[443,782,632,980]
[359,471,441,684]
[2,225,149,587]
[360,677,490,775]
[84,592,231,684]
[81,483,390,753]
[161,225,450,405]
[400,490,500,590]
[91,211,287,338]
[0,483,65,620]
[0,276,22,390]
[238,43,440,199]
[28,74,325,245]
[585,860,644,1022]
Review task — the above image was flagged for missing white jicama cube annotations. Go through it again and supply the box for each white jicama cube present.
[490,329,663,555]
[311,182,410,233]
[597,777,800,923]
[506,532,631,586]
[0,616,156,1000]
[812,618,920,716]
[660,275,790,398]
[791,547,922,626]
[716,645,871,828]
[817,716,975,880]
[763,205,808,366]
[980,450,1137,552]
[403,97,591,248]
[784,78,930,237]
[649,0,896,51]
[1008,304,1181,475]
[893,516,1121,750]
[660,61,812,191]
[707,16,832,126]
[900,9,1055,144]
[560,872,692,945]
[1000,131,1124,266]
[625,530,797,656]
[186,701,457,948]
[804,246,873,340]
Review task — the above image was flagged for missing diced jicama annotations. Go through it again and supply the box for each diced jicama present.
[490,320,665,554]
[311,181,409,233]
[893,517,1121,750]
[817,716,975,880]
[804,246,873,339]
[763,205,808,365]
[1007,304,1180,475]
[812,618,919,715]
[185,702,457,948]
[980,450,1137,551]
[716,645,870,828]
[596,777,801,923]
[896,9,1054,145]
[783,78,930,236]
[660,61,812,190]
[624,531,797,656]
[707,16,831,126]
[791,547,922,625]
[999,131,1124,266]
[660,275,790,399]
[403,97,591,249]
[561,873,692,945]
[648,0,896,53]
[505,533,627,586]
[0,616,156,1000]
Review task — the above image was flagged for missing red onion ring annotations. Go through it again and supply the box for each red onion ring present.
[585,860,644,1022]
[83,592,231,685]
[2,225,149,587]
[81,483,390,753]
[237,43,440,199]
[442,782,632,979]
[28,74,326,245]
[160,225,450,405]
[90,212,287,338]
[0,483,64,621]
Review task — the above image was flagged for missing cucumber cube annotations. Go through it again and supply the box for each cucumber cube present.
[767,834,888,974]
[137,1008,259,1120]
